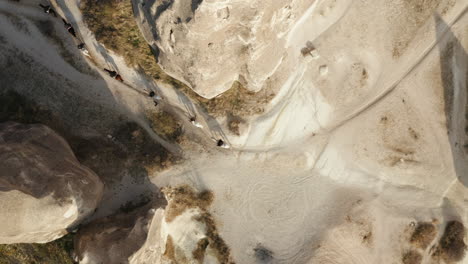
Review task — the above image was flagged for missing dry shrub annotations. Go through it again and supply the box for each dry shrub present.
[162,185,234,263]
[227,115,245,136]
[410,222,437,249]
[402,250,422,264]
[433,221,466,262]
[147,110,182,142]
[201,81,275,117]
[162,185,213,222]
[80,0,168,80]
[362,231,373,245]
[228,119,241,135]
[194,213,233,264]
[192,238,209,263]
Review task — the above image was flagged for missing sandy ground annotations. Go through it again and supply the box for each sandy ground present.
[3,0,468,263]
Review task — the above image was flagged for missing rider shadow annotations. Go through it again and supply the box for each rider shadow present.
[54,0,120,73]
[436,13,468,187]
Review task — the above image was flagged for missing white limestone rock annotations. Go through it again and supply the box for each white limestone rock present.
[0,122,104,244]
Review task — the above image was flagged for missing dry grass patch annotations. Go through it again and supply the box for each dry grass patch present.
[433,221,466,263]
[162,185,214,223]
[81,0,167,79]
[192,238,209,263]
[410,222,437,249]
[147,110,183,142]
[0,234,74,264]
[402,250,422,264]
[163,235,176,261]
[194,212,234,264]
[162,185,234,264]
[81,1,275,117]
[200,81,275,117]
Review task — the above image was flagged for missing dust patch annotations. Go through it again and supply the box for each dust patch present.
[378,110,423,167]
[345,213,374,247]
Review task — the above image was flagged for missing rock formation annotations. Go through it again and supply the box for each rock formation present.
[75,186,231,264]
[75,203,160,264]
[0,122,103,243]
[135,0,313,98]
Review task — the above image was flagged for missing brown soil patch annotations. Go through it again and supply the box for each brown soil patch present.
[402,250,422,264]
[433,221,466,263]
[410,222,437,249]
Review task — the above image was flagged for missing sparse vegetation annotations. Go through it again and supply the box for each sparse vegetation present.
[162,185,234,263]
[162,185,214,223]
[433,221,466,263]
[228,118,243,135]
[147,110,183,142]
[402,250,422,264]
[80,1,275,117]
[163,235,176,261]
[0,234,75,264]
[80,0,166,80]
[192,238,209,263]
[410,222,437,249]
[194,212,233,264]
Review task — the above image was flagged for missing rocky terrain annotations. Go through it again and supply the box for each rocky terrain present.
[1,0,468,263]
